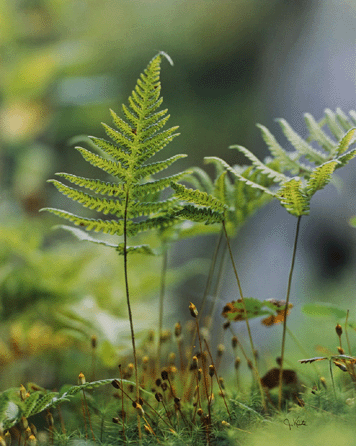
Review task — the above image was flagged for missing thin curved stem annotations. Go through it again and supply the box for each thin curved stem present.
[278,215,302,410]
[222,221,266,411]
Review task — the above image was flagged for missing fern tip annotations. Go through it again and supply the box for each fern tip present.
[157,51,174,66]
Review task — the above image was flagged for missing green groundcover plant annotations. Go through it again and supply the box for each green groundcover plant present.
[1,53,356,445]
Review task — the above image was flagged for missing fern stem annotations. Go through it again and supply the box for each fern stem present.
[157,245,168,374]
[278,215,302,410]
[222,221,266,411]
[123,189,141,438]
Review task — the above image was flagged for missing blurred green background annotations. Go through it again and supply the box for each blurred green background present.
[1,0,356,388]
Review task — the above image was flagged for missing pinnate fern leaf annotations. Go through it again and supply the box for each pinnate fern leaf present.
[306,160,338,196]
[41,53,185,252]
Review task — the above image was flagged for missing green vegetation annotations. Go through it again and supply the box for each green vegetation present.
[1,54,356,446]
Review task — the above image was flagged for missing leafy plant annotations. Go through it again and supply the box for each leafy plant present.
[207,114,356,409]
[41,52,187,420]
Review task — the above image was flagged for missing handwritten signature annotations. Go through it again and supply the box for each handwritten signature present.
[283,417,307,430]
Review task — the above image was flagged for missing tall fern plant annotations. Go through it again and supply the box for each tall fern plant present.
[209,115,356,409]
[41,53,186,407]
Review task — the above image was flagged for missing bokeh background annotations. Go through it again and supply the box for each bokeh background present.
[1,0,356,387]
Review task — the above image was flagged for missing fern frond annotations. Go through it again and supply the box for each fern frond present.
[335,107,353,130]
[306,160,338,196]
[134,154,186,180]
[175,204,224,224]
[89,134,132,162]
[336,147,356,168]
[304,113,336,153]
[132,171,191,197]
[205,156,276,196]
[335,128,356,156]
[276,118,327,164]
[55,173,126,197]
[42,53,186,250]
[48,180,124,216]
[256,124,301,174]
[229,145,289,183]
[324,109,345,139]
[75,146,128,181]
[170,182,227,213]
[277,178,310,217]
[40,208,135,235]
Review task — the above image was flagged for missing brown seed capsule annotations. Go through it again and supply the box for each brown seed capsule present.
[161,382,168,392]
[78,372,86,385]
[191,356,198,370]
[111,379,120,389]
[337,346,345,354]
[112,417,120,424]
[189,302,198,318]
[197,368,202,381]
[218,377,225,390]
[336,324,342,337]
[247,360,253,370]
[208,365,215,377]
[217,344,225,357]
[155,392,163,402]
[161,370,168,381]
[91,335,97,349]
[134,403,144,417]
[174,322,182,338]
[223,321,230,330]
[155,378,162,387]
[231,336,238,349]
[197,408,203,417]
[234,357,241,369]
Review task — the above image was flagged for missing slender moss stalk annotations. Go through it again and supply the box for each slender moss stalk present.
[278,215,302,410]
[222,221,266,411]
[123,190,141,438]
[157,246,168,374]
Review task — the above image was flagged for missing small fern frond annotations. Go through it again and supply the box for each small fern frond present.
[335,127,356,156]
[75,146,128,181]
[55,173,126,197]
[303,113,336,153]
[277,178,310,217]
[276,118,327,164]
[229,145,289,183]
[170,182,227,213]
[133,154,187,180]
[89,135,132,163]
[205,156,276,196]
[132,171,191,197]
[256,124,301,174]
[40,208,133,235]
[175,204,225,224]
[306,160,339,196]
[48,180,124,217]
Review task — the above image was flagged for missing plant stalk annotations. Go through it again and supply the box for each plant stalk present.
[157,245,168,374]
[278,215,302,410]
[222,221,266,411]
[123,189,141,438]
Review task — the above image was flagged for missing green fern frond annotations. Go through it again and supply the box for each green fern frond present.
[335,107,354,130]
[306,160,339,196]
[335,128,356,156]
[323,109,345,139]
[276,118,327,164]
[229,145,289,183]
[54,225,119,247]
[303,113,336,153]
[337,147,356,167]
[42,53,186,251]
[116,244,158,255]
[170,182,227,213]
[55,173,126,197]
[256,124,301,174]
[175,204,225,224]
[277,178,310,217]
